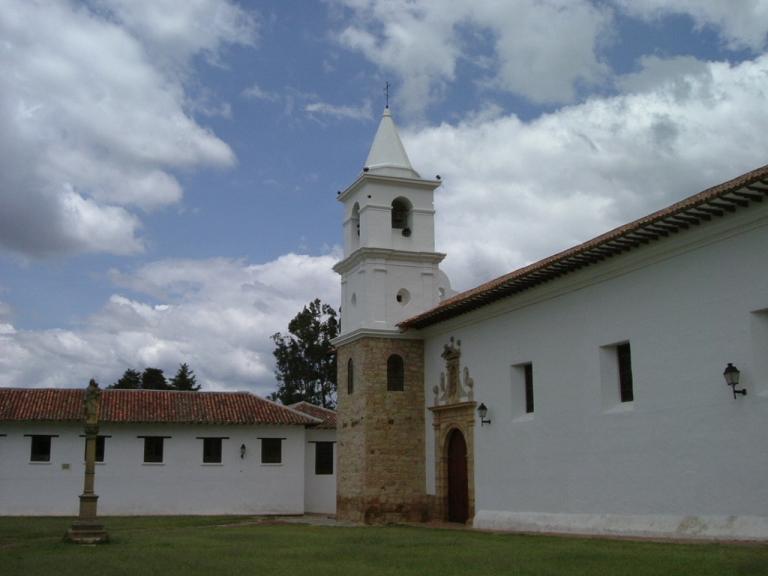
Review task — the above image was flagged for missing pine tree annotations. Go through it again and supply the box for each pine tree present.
[141,367,170,390]
[270,299,338,408]
[109,368,141,389]
[170,363,200,391]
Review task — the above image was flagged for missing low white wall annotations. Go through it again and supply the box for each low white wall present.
[0,422,307,516]
[303,429,337,515]
[474,511,768,541]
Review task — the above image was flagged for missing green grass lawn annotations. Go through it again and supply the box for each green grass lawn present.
[0,516,766,576]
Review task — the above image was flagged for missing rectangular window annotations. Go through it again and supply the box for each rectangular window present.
[511,362,534,418]
[617,342,634,403]
[143,437,164,463]
[95,436,105,463]
[83,436,106,463]
[523,363,534,414]
[30,435,53,462]
[314,442,334,475]
[202,438,223,464]
[260,438,283,464]
[751,309,768,395]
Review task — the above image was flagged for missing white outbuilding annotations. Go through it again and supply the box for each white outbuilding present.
[0,388,336,516]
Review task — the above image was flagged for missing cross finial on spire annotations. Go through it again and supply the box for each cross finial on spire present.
[385,81,390,109]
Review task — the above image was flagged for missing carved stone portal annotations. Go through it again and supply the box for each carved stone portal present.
[429,337,476,523]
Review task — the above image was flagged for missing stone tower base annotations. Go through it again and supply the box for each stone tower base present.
[336,335,429,524]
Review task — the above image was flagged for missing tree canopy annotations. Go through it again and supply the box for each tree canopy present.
[270,299,338,408]
[110,368,141,389]
[108,364,201,391]
[170,363,200,391]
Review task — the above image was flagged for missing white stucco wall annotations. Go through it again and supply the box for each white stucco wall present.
[303,429,337,514]
[421,205,768,539]
[0,423,309,516]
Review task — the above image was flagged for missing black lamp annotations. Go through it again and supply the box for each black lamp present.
[477,403,491,426]
[723,363,746,398]
[240,443,247,459]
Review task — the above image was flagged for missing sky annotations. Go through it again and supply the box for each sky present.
[1,0,768,395]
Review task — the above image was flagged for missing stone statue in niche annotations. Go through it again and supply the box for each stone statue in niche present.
[463,366,474,401]
[434,337,473,406]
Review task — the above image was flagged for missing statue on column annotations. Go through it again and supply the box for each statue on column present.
[65,379,109,544]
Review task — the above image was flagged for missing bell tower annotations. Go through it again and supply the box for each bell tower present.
[333,107,452,523]
[335,107,452,335]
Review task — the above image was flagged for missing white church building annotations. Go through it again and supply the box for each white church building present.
[333,107,768,540]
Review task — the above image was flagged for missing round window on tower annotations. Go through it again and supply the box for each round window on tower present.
[396,288,410,305]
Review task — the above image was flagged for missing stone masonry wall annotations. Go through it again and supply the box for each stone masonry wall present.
[336,336,428,523]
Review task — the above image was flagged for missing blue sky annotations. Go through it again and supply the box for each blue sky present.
[1,0,768,395]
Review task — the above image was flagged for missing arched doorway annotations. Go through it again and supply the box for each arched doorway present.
[447,428,469,523]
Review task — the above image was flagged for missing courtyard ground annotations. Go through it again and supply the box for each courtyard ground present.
[0,516,766,575]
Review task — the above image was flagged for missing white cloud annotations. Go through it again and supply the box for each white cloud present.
[333,0,612,116]
[242,83,279,101]
[0,251,340,395]
[614,0,768,52]
[94,0,258,70]
[616,55,710,94]
[305,100,372,121]
[404,54,768,289]
[0,0,254,257]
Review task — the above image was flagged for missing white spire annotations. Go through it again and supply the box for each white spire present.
[364,108,421,178]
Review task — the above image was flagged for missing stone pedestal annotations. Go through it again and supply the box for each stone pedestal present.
[66,519,109,545]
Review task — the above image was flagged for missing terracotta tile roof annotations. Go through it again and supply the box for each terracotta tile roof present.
[288,402,337,429]
[0,388,321,426]
[401,164,768,330]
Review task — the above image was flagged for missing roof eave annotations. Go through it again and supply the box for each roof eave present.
[400,166,768,330]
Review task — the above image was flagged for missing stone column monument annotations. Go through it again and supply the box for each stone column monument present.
[66,379,109,544]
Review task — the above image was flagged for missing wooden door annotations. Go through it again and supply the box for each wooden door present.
[447,429,469,523]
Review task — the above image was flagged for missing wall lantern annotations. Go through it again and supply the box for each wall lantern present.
[240,444,247,459]
[723,363,747,398]
[477,403,492,426]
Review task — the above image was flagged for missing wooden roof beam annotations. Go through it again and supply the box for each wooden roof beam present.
[719,195,749,208]
[693,206,723,217]
[707,201,737,212]
[732,190,764,202]
[647,222,681,233]
[627,230,660,240]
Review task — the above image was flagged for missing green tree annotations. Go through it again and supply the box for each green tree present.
[170,363,200,391]
[109,368,141,389]
[270,299,338,408]
[141,367,170,390]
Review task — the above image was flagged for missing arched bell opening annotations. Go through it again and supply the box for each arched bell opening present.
[391,197,412,236]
